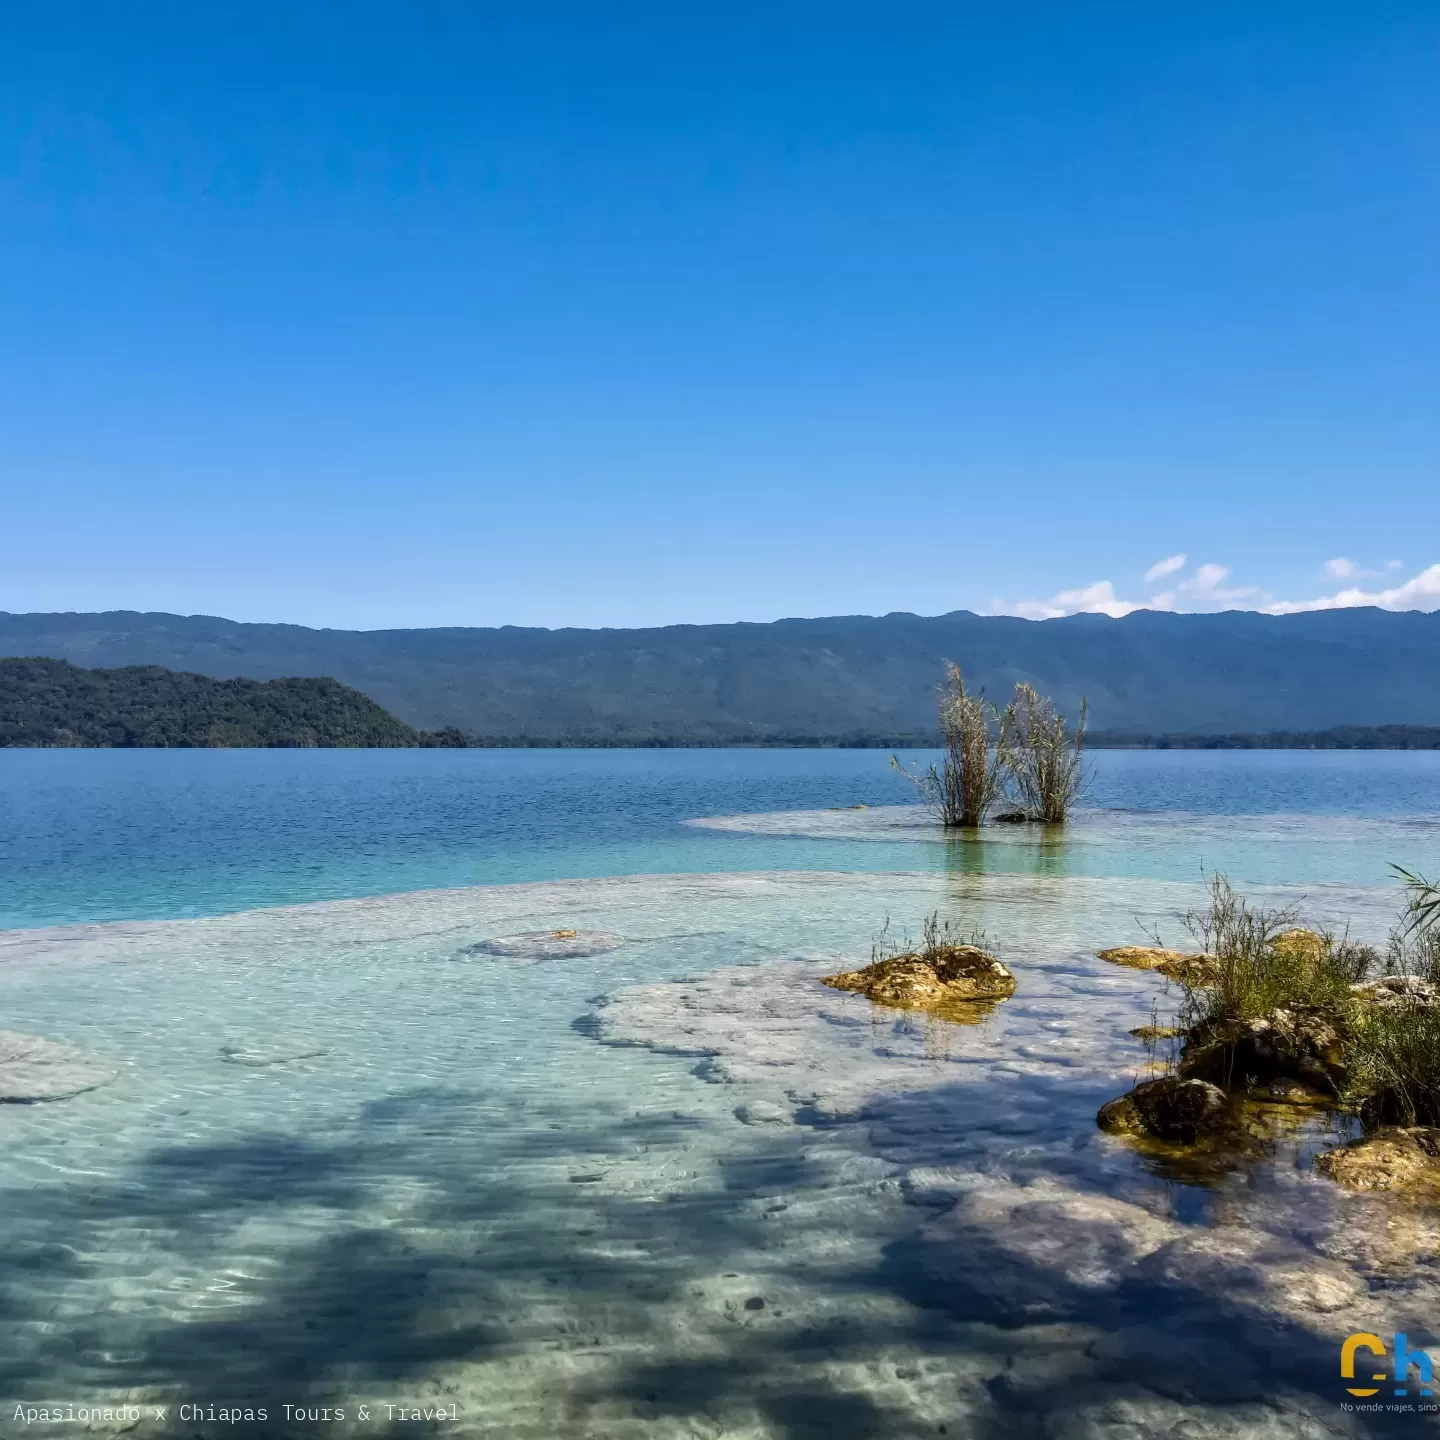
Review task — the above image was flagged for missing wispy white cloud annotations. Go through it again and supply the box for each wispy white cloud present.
[1144,553,1186,582]
[1263,563,1440,615]
[1011,580,1142,621]
[1323,556,1392,582]
[1179,563,1263,605]
[1000,557,1440,621]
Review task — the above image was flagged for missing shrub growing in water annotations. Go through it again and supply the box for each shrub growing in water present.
[1179,875,1375,1032]
[998,682,1089,824]
[1172,872,1440,1127]
[891,663,1004,828]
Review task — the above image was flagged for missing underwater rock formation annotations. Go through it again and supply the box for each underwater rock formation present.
[219,1040,331,1067]
[1315,1128,1440,1195]
[0,1029,115,1102]
[1096,1076,1229,1144]
[913,1176,1373,1333]
[461,929,626,960]
[1097,946,1219,984]
[916,1181,1180,1322]
[821,944,1015,1020]
[1133,1224,1367,1324]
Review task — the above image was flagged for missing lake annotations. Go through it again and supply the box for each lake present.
[2,749,1439,1437]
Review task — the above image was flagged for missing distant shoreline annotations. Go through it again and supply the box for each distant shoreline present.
[447,726,1440,749]
[9,728,1438,751]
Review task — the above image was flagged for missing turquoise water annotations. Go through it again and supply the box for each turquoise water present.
[2,748,1438,929]
[2,750,1440,1437]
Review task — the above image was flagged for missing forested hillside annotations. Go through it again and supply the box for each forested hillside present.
[0,658,465,748]
[2,607,1439,742]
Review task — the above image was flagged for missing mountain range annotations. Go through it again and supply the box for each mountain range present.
[2,607,1438,743]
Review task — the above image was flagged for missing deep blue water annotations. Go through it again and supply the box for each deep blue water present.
[2,746,1439,931]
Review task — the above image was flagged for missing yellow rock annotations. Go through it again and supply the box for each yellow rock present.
[1315,1129,1440,1195]
[1097,947,1219,984]
[1098,946,1187,969]
[822,945,1015,1023]
[1270,928,1327,966]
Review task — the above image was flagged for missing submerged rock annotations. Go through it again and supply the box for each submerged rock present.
[1181,1005,1344,1095]
[220,1041,331,1068]
[821,944,1015,1020]
[1097,1077,1229,1144]
[1097,947,1219,984]
[1352,974,1440,1011]
[1097,946,1185,969]
[461,929,626,961]
[914,1180,1181,1322]
[734,1100,791,1126]
[1315,1129,1440,1195]
[1247,1079,1332,1107]
[1134,1226,1367,1322]
[0,1029,115,1102]
[914,1177,1381,1341]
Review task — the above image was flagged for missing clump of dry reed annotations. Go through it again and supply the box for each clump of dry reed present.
[891,663,1004,828]
[998,682,1088,824]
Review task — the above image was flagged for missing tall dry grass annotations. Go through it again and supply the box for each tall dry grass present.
[891,663,1003,828]
[998,682,1089,823]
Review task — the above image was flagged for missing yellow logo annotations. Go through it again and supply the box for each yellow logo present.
[1342,1332,1387,1397]
[1344,1332,1435,1398]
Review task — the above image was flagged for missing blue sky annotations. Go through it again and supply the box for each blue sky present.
[2,3,1438,629]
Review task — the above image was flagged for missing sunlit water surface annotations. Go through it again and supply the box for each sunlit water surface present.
[2,749,1439,1438]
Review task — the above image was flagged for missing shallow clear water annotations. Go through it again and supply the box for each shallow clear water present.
[2,751,1440,1437]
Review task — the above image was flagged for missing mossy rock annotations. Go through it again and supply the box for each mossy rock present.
[1270,928,1328,966]
[1130,1025,1186,1042]
[822,945,1015,1022]
[1098,1077,1332,1185]
[1097,947,1219,985]
[1097,1077,1229,1144]
[1246,1079,1333,1107]
[1180,1005,1345,1096]
[1315,1128,1440,1195]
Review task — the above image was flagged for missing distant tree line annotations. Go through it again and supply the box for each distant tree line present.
[1086,726,1440,751]
[3,657,1435,751]
[0,659,468,749]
